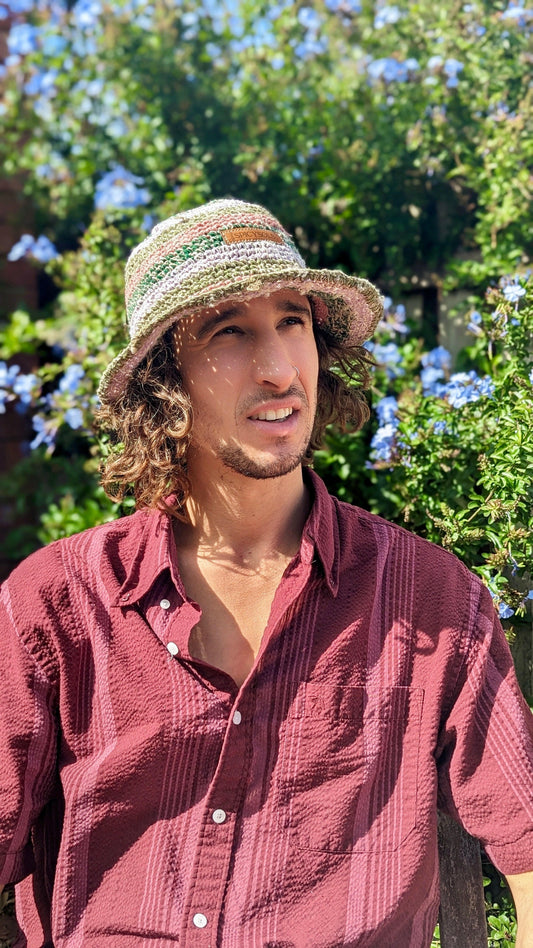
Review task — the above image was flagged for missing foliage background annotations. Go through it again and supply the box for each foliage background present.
[0,0,532,944]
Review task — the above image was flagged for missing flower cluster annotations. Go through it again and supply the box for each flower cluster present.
[442,371,495,407]
[367,340,404,379]
[366,56,420,84]
[426,56,464,89]
[0,361,40,414]
[369,395,401,463]
[374,5,402,29]
[500,276,527,306]
[94,165,150,211]
[0,360,89,450]
[7,234,59,263]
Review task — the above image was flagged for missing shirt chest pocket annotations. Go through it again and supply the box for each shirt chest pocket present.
[274,684,424,854]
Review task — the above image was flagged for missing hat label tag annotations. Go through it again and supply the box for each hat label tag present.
[222,227,283,245]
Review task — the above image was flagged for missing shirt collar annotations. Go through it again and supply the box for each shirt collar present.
[111,470,340,606]
[110,507,178,607]
[302,468,340,596]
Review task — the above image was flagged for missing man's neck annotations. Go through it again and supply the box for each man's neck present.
[174,466,311,568]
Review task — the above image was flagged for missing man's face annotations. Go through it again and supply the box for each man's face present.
[173,290,319,482]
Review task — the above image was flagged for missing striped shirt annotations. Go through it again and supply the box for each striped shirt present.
[1,471,532,947]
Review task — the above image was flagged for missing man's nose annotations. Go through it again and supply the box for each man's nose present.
[250,336,299,389]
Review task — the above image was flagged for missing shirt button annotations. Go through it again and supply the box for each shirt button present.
[167,642,179,656]
[212,808,227,824]
[160,598,171,609]
[232,710,242,725]
[192,913,208,929]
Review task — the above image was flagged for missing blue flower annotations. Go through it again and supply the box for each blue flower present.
[421,346,452,371]
[443,58,464,76]
[374,5,402,28]
[372,342,404,378]
[502,282,526,303]
[421,366,445,396]
[370,423,397,463]
[95,164,150,210]
[501,3,533,25]
[24,68,59,97]
[141,213,157,232]
[72,0,102,29]
[367,57,409,83]
[2,0,35,12]
[32,235,60,262]
[375,395,399,427]
[488,587,515,619]
[30,414,56,451]
[325,0,361,10]
[7,234,59,262]
[297,6,322,29]
[0,362,21,387]
[7,234,35,261]
[498,602,515,619]
[442,59,464,89]
[467,310,483,335]
[12,372,39,404]
[64,407,84,430]
[41,33,67,56]
[58,364,85,394]
[432,420,450,434]
[379,299,408,335]
[441,371,495,408]
[7,22,40,56]
[373,342,402,364]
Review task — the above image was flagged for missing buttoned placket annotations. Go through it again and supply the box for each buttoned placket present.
[138,574,202,663]
[179,550,317,945]
[179,686,251,944]
[125,532,319,944]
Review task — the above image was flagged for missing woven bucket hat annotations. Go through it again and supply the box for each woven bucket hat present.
[98,198,383,401]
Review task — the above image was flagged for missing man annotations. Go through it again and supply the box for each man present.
[1,198,532,947]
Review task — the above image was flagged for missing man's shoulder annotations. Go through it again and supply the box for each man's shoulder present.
[1,507,162,596]
[334,494,474,581]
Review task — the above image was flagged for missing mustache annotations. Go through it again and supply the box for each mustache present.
[239,385,306,413]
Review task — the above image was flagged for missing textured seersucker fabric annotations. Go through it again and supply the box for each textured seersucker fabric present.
[1,471,533,947]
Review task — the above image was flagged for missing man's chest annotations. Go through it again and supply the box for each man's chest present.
[176,555,295,686]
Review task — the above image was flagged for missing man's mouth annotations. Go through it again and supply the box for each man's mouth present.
[249,407,294,422]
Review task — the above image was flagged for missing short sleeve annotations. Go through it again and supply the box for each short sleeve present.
[436,581,533,875]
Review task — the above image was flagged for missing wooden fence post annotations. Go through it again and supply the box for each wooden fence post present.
[438,811,488,947]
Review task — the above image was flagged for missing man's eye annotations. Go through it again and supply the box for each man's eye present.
[283,315,307,326]
[215,325,241,337]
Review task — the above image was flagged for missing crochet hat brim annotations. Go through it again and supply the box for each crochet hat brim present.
[98,266,382,402]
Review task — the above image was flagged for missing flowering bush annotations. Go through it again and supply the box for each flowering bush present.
[1,0,532,288]
[315,276,533,627]
[0,0,531,622]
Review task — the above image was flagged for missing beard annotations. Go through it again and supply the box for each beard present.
[216,442,309,480]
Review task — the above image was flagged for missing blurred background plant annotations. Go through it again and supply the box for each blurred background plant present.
[0,0,532,943]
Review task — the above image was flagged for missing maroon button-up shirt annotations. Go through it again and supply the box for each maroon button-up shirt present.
[1,471,533,947]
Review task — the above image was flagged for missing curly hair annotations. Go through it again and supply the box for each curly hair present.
[96,321,373,518]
